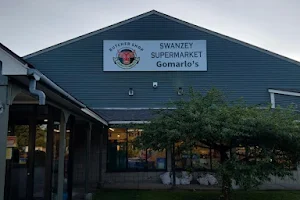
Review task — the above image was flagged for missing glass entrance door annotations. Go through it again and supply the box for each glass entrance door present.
[5,124,31,200]
[33,123,48,199]
[5,106,39,200]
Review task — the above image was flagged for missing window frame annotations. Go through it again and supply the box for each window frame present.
[106,128,168,172]
[174,143,220,172]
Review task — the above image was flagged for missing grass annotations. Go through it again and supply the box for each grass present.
[94,190,300,200]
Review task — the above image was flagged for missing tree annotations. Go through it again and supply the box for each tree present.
[14,125,47,150]
[136,88,300,200]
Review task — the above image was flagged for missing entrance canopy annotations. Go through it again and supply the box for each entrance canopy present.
[0,43,107,200]
[0,43,107,125]
[94,109,155,124]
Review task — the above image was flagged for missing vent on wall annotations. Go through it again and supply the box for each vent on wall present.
[128,88,134,96]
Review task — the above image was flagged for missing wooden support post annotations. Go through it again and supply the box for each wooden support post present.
[67,116,75,200]
[0,86,9,200]
[57,110,69,200]
[85,123,92,194]
[44,105,54,200]
[98,125,106,188]
[26,106,37,200]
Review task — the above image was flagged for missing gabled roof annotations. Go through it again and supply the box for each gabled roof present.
[0,43,33,67]
[0,43,107,125]
[94,109,156,122]
[270,88,300,94]
[24,10,300,66]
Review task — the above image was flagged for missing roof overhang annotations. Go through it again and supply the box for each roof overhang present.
[268,89,300,97]
[0,45,29,76]
[268,88,300,109]
[0,43,108,125]
[23,10,300,67]
[109,121,150,125]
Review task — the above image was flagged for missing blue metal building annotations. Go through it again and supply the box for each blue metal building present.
[1,10,300,199]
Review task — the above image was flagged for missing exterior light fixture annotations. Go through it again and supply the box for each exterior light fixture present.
[117,134,120,138]
[44,119,48,122]
[129,88,134,96]
[177,87,184,96]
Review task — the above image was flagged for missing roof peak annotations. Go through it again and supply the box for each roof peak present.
[23,10,300,66]
[23,10,161,59]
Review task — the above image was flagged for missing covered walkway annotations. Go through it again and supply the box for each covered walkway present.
[0,43,107,200]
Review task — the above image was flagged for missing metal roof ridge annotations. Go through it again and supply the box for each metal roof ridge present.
[23,10,157,59]
[0,43,108,125]
[22,10,300,67]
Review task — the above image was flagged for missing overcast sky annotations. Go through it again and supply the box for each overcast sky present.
[1,0,299,61]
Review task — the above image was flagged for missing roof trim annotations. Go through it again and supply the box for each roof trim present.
[92,107,175,110]
[23,10,156,59]
[0,43,107,125]
[82,108,107,125]
[23,10,300,66]
[109,121,150,125]
[153,12,300,66]
[268,89,300,97]
[0,43,30,66]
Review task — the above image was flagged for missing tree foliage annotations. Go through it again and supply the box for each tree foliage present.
[136,88,300,200]
[14,125,47,149]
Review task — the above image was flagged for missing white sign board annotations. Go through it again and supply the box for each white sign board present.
[103,40,207,71]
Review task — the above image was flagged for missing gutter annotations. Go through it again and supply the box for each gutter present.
[1,43,107,125]
[28,69,85,108]
[28,75,46,105]
[109,121,150,125]
[27,68,108,125]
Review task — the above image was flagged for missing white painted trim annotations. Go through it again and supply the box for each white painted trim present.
[108,121,150,125]
[0,48,29,75]
[12,101,38,104]
[0,44,108,125]
[154,11,300,67]
[23,10,300,67]
[268,89,300,97]
[92,107,175,110]
[81,108,108,125]
[23,10,155,59]
[270,92,275,108]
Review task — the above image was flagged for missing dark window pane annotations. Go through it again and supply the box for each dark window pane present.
[175,142,221,171]
[192,145,211,170]
[34,124,47,199]
[107,128,167,171]
[147,149,166,170]
[107,129,127,170]
[211,149,221,170]
[127,129,146,169]
[128,143,146,169]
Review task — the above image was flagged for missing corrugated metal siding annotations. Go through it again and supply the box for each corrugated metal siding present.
[275,94,300,109]
[25,14,300,108]
[94,109,156,121]
[0,75,7,85]
[0,61,8,85]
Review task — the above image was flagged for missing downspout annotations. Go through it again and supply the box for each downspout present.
[270,92,275,108]
[27,69,108,125]
[28,71,46,105]
[28,68,85,108]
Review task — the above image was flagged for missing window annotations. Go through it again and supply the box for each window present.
[175,142,220,171]
[107,129,127,170]
[107,128,167,171]
[236,147,297,170]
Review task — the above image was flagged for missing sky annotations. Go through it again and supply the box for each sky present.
[1,0,299,61]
